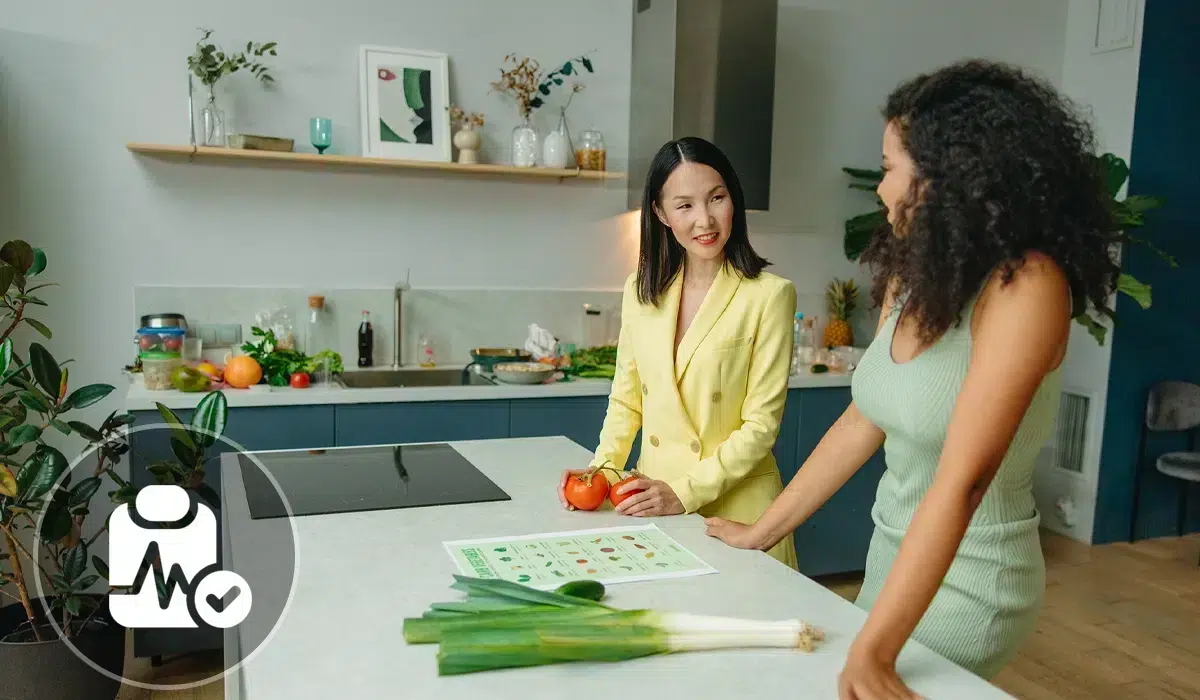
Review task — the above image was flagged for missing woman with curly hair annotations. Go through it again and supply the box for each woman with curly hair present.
[705,58,1118,697]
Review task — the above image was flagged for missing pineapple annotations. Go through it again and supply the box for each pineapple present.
[823,278,859,348]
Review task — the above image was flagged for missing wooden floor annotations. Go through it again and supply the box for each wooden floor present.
[117,531,1199,700]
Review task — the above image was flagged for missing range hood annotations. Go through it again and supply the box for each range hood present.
[627,0,779,212]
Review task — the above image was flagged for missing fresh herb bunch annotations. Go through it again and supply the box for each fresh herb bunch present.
[239,327,343,387]
[563,344,616,379]
[187,28,278,88]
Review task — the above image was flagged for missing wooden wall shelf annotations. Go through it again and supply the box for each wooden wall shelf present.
[126,143,626,183]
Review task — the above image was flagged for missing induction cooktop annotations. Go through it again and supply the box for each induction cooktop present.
[238,443,511,520]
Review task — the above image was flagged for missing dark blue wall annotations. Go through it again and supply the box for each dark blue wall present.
[1094,0,1200,544]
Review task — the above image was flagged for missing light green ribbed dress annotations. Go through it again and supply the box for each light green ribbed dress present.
[850,291,1058,680]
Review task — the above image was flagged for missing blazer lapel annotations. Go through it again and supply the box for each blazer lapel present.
[674,263,740,381]
[640,271,699,434]
[643,270,683,384]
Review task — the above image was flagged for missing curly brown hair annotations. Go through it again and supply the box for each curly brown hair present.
[861,59,1120,345]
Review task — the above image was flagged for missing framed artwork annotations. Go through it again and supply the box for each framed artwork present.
[358,46,451,162]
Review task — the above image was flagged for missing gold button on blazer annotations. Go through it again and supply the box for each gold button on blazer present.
[589,263,798,570]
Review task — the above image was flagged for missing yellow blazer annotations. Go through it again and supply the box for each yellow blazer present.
[589,262,798,569]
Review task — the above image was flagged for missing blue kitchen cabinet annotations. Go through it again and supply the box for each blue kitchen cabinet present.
[508,396,642,471]
[334,400,510,446]
[126,405,334,660]
[786,387,887,578]
[773,390,802,478]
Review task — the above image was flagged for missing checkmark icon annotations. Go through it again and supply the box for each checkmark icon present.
[205,586,241,613]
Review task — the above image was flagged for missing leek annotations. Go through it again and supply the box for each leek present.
[405,576,825,676]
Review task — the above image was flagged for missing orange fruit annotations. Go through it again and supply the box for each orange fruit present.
[223,356,262,389]
[194,361,223,381]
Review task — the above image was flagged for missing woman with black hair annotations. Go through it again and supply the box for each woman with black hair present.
[559,136,799,570]
[706,59,1118,698]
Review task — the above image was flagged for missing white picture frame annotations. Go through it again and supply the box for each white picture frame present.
[358,45,451,162]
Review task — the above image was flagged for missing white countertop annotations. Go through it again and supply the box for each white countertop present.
[125,367,854,410]
[219,436,1011,700]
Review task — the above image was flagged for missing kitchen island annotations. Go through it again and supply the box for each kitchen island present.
[124,368,885,662]
[218,436,1012,700]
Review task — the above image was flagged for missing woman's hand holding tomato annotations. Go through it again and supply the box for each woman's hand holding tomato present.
[612,476,684,517]
[560,469,610,511]
[608,474,645,507]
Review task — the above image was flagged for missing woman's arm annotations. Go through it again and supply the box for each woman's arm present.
[708,278,897,549]
[847,255,1069,666]
[561,280,643,508]
[737,401,886,550]
[587,279,643,474]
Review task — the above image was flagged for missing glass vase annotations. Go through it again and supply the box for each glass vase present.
[542,108,573,169]
[510,115,539,168]
[201,88,227,147]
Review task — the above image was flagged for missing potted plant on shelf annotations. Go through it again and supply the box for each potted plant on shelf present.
[186,27,279,147]
[0,238,232,700]
[490,52,595,168]
[839,152,1170,345]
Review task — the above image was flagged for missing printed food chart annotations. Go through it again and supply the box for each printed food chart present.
[443,524,718,589]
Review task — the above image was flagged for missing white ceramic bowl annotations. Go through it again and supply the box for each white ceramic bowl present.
[492,362,555,385]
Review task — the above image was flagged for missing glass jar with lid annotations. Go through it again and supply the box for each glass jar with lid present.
[575,127,606,171]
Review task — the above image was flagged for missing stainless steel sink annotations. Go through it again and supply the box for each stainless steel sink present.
[337,368,496,389]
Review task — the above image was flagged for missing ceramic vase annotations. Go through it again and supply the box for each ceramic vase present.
[454,126,482,164]
[542,108,572,169]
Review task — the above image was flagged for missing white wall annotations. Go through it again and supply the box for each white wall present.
[1035,0,1146,543]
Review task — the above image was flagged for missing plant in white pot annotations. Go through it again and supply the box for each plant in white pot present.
[0,239,232,700]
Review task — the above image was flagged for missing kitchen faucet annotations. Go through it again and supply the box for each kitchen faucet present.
[393,269,410,370]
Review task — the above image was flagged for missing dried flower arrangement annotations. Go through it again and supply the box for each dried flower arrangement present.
[449,105,485,130]
[490,53,595,119]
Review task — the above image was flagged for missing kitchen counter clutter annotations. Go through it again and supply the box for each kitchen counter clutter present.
[218,436,1012,699]
[124,364,854,410]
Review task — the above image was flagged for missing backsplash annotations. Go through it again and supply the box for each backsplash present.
[133,286,624,368]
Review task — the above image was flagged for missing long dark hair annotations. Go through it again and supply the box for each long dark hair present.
[635,136,770,306]
[861,59,1118,345]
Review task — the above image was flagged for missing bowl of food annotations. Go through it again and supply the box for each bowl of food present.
[492,362,556,385]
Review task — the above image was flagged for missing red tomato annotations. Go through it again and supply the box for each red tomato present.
[564,473,609,511]
[163,337,183,351]
[138,336,155,351]
[609,475,644,507]
[290,372,311,388]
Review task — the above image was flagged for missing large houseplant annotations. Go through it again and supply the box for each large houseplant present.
[0,239,231,700]
[840,153,1171,345]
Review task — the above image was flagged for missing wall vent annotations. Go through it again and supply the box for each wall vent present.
[1053,391,1090,474]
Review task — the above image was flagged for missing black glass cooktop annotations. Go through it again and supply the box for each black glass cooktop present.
[238,443,511,520]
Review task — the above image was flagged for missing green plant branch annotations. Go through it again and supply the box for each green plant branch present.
[74,586,117,634]
[0,298,26,346]
[0,582,20,603]
[1,524,43,641]
[17,512,64,583]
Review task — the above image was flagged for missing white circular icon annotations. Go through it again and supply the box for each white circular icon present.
[192,570,253,629]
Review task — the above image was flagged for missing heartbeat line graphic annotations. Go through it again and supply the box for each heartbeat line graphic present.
[118,541,221,607]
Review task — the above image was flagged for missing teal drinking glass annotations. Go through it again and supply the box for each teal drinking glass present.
[310,117,332,154]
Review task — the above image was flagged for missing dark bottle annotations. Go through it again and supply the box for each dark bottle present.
[357,310,374,367]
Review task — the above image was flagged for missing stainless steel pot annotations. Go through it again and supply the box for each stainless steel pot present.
[140,313,187,331]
